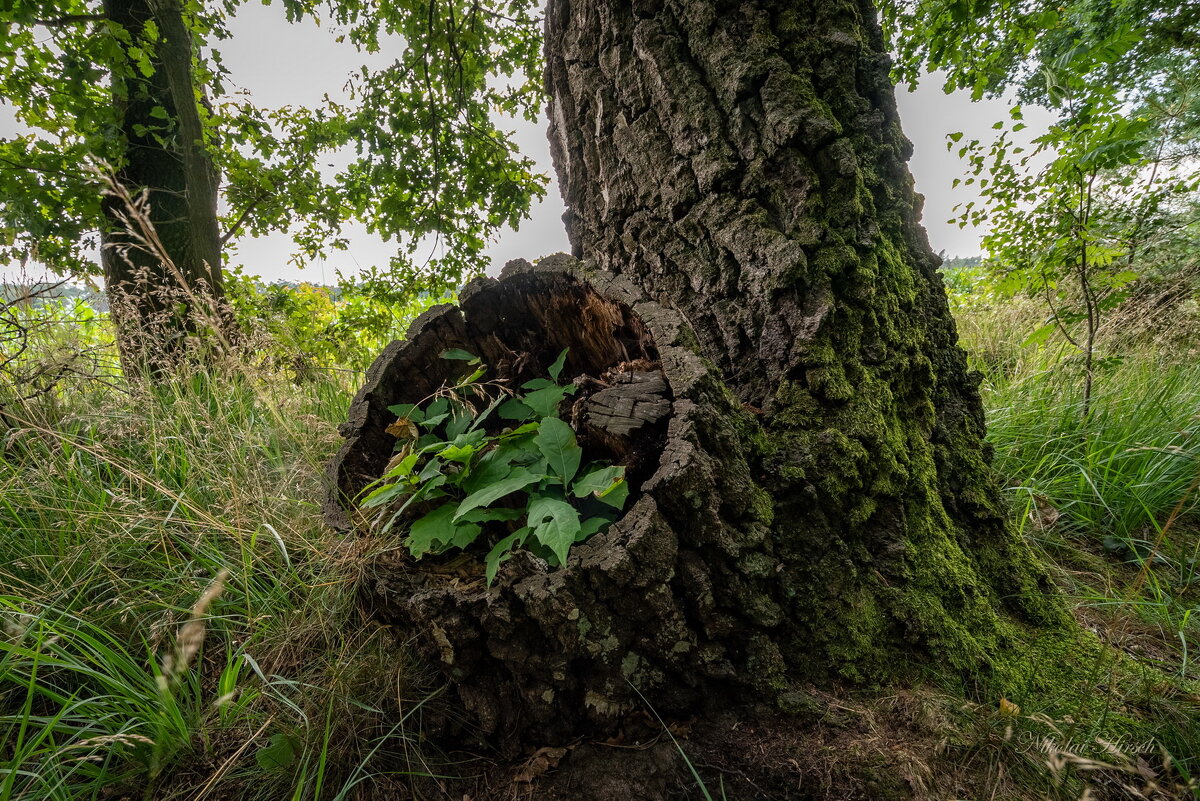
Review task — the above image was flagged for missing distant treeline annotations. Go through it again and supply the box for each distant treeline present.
[939,254,983,271]
[0,279,366,314]
[1,282,107,310]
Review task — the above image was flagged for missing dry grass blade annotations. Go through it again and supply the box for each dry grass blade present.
[158,568,229,689]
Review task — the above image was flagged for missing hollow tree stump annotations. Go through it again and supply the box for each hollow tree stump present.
[325,255,787,751]
[321,0,1071,791]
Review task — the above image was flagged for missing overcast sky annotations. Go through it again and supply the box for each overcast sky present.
[3,3,1054,284]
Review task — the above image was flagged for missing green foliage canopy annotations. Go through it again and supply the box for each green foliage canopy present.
[885,0,1199,402]
[880,0,1199,115]
[0,0,546,293]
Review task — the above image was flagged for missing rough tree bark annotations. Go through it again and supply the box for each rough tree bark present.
[102,0,229,374]
[540,0,1066,680]
[328,0,1070,793]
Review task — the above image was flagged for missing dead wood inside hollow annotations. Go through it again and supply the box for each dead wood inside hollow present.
[325,257,778,751]
[324,257,669,537]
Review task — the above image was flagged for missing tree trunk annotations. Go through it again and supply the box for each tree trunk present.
[101,0,229,375]
[541,0,1065,673]
[328,0,1070,794]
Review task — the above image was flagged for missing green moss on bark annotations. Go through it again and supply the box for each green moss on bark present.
[544,0,1078,720]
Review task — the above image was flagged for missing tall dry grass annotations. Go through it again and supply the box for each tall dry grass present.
[0,337,434,799]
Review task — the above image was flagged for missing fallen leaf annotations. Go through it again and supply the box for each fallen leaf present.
[1028,495,1060,531]
[512,746,568,784]
[386,418,418,440]
[998,697,1021,718]
[666,719,693,738]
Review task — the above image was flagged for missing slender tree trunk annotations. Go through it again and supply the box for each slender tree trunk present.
[101,0,228,375]
[331,0,1072,792]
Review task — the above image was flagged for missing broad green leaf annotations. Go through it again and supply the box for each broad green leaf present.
[439,429,487,462]
[534,417,582,484]
[499,422,540,439]
[468,394,507,432]
[463,450,515,494]
[421,413,450,430]
[1021,322,1059,348]
[417,457,445,482]
[439,442,479,463]
[389,474,448,523]
[388,403,425,423]
[571,465,625,498]
[445,405,475,438]
[596,478,630,510]
[499,397,534,420]
[548,347,569,381]
[578,515,612,541]
[256,733,299,770]
[448,519,483,550]
[458,508,525,524]
[407,503,481,558]
[383,452,420,480]
[485,527,529,585]
[454,467,543,521]
[1108,270,1138,288]
[464,441,538,493]
[526,496,582,566]
[360,480,409,508]
[416,433,444,452]
[522,385,570,417]
[441,348,480,363]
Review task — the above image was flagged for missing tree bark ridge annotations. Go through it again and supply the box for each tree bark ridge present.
[543,0,1065,684]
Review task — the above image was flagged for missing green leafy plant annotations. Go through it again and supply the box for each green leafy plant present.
[947,37,1199,415]
[361,348,630,584]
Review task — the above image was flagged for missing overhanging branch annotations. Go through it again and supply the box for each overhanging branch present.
[32,13,108,27]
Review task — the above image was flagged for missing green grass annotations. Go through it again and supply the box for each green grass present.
[986,354,1200,550]
[967,329,1200,662]
[2,288,1199,799]
[0,365,429,800]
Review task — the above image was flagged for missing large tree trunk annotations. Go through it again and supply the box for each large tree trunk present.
[328,0,1070,794]
[541,0,1066,675]
[101,0,229,375]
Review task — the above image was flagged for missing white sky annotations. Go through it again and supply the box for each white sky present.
[3,2,1055,284]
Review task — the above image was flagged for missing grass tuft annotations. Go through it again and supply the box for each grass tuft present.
[0,356,424,800]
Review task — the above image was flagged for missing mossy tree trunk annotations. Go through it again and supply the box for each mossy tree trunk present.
[333,0,1068,780]
[102,0,230,374]
[542,0,1061,680]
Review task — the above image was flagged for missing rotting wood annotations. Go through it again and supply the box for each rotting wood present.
[325,255,777,752]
